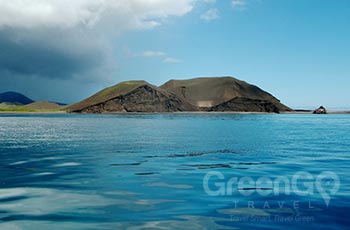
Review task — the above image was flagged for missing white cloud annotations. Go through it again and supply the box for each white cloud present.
[0,0,195,30]
[231,0,247,10]
[200,8,219,21]
[142,50,165,57]
[163,57,181,63]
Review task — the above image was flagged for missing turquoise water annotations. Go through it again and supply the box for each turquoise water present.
[0,114,349,229]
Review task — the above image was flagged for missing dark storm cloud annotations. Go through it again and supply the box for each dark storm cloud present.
[0,28,114,80]
[0,0,195,82]
[0,0,196,101]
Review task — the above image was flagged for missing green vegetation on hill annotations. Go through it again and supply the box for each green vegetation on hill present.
[67,81,149,112]
[25,101,63,110]
[0,101,64,113]
[0,103,35,112]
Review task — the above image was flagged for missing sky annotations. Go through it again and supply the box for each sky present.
[0,0,349,109]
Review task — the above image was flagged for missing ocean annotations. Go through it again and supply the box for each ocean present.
[0,114,349,229]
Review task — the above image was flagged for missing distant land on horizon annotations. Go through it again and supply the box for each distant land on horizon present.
[2,76,350,114]
[0,91,67,112]
[0,91,34,105]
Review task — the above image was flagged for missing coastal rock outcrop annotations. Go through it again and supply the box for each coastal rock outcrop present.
[313,106,327,114]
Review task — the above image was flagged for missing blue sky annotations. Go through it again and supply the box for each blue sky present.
[0,0,349,109]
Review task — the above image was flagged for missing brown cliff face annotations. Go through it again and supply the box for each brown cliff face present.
[67,82,196,113]
[209,97,280,113]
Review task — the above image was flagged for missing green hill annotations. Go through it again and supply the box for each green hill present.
[0,102,35,112]
[25,101,63,110]
[0,101,64,112]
